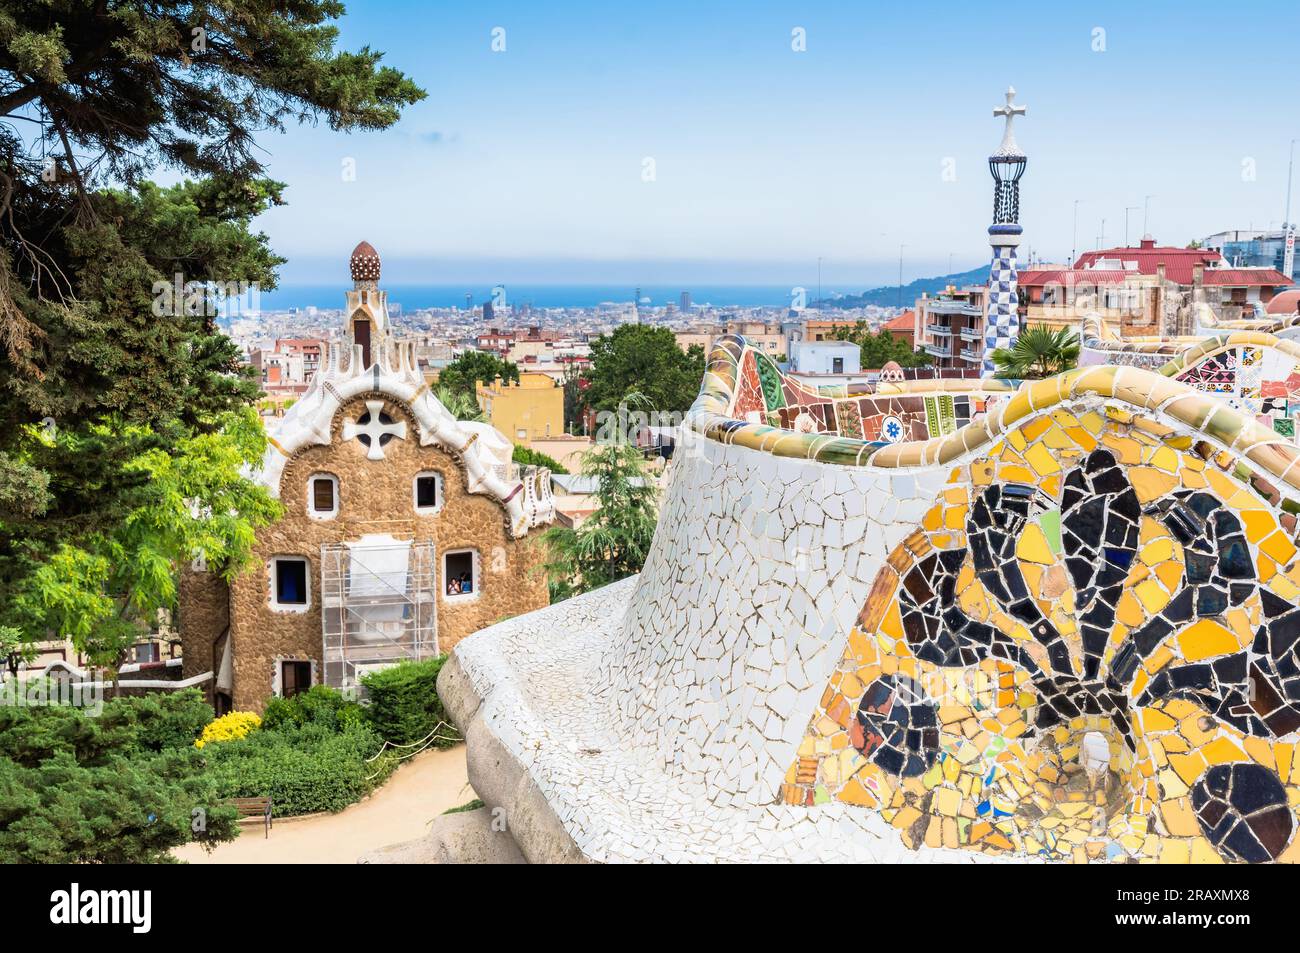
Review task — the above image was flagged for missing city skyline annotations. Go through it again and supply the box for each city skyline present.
[240,0,1299,288]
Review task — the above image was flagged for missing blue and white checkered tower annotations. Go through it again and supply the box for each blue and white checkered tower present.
[982,87,1027,376]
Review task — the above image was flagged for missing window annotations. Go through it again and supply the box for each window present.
[443,549,477,600]
[832,357,844,374]
[413,472,443,513]
[271,557,310,610]
[309,474,338,519]
[280,660,312,698]
[353,405,398,453]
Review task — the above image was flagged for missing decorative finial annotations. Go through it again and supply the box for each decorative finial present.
[992,86,1027,158]
[350,240,381,283]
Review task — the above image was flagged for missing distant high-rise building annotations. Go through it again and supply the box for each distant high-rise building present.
[680,290,692,312]
[1202,229,1296,278]
[484,298,494,321]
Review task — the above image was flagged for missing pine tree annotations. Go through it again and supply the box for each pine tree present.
[0,2,424,662]
[539,441,657,600]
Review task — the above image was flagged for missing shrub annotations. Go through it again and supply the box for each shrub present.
[0,747,239,863]
[361,656,457,747]
[205,722,397,815]
[0,688,214,767]
[0,692,235,862]
[118,689,216,752]
[195,711,261,748]
[261,684,365,733]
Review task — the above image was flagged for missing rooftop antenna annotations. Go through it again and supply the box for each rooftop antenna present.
[1124,206,1139,247]
[1072,199,1084,267]
[1285,138,1296,230]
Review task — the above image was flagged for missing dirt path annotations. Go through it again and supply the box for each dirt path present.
[173,744,472,864]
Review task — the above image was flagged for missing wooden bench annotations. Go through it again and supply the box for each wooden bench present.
[232,797,273,838]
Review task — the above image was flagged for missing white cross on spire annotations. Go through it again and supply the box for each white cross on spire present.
[342,399,407,460]
[992,86,1027,158]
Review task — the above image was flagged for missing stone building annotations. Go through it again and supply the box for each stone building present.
[180,242,555,713]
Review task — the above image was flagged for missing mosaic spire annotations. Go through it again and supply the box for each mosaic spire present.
[982,87,1027,376]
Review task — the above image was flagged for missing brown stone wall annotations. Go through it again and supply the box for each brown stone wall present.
[178,568,230,692]
[224,393,550,711]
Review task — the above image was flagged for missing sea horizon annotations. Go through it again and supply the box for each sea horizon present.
[254,282,879,312]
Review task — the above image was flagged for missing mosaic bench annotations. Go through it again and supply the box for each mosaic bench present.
[443,334,1300,863]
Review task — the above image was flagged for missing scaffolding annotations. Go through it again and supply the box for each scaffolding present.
[320,536,437,692]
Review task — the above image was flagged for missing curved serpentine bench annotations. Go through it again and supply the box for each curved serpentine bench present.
[442,335,1300,863]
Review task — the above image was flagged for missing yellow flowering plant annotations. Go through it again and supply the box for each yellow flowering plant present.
[195,711,261,748]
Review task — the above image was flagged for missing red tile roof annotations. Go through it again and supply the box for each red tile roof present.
[1019,265,1290,288]
[1071,243,1291,287]
[1018,269,1132,286]
[883,311,914,329]
[1074,245,1217,274]
[1201,269,1293,286]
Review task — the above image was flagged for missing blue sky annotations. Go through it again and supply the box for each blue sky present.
[252,0,1300,288]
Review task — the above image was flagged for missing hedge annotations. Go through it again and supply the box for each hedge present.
[361,656,458,747]
[205,721,397,815]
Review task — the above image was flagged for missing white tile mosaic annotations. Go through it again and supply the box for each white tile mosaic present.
[450,428,994,862]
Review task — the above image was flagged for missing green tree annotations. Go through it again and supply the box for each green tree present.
[0,624,33,679]
[560,361,585,433]
[830,321,932,368]
[582,325,704,415]
[539,440,657,600]
[10,408,281,668]
[0,3,423,659]
[512,444,568,474]
[0,2,424,184]
[438,351,519,401]
[990,325,1081,380]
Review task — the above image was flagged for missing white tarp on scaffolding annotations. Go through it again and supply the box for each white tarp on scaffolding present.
[320,536,436,690]
[345,534,410,636]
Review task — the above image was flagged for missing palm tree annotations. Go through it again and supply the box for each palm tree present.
[435,385,487,422]
[990,325,1080,380]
